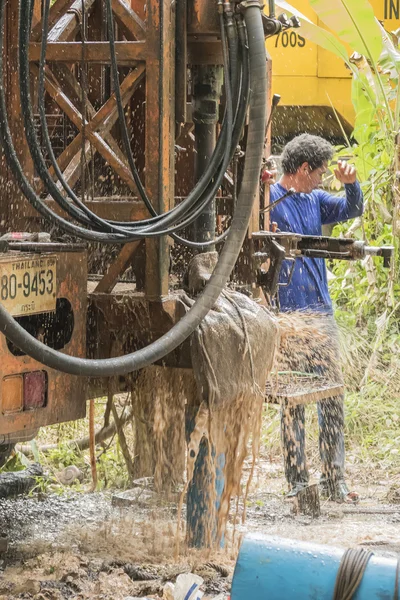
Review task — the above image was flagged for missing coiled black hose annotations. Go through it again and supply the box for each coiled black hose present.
[13,0,234,243]
[0,2,267,376]
[22,0,242,245]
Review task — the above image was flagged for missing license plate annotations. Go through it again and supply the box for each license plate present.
[0,255,57,317]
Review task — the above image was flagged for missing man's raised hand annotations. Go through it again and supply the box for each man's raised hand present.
[334,160,357,185]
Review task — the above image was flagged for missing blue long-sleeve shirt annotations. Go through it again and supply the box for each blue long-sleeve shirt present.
[269,181,364,313]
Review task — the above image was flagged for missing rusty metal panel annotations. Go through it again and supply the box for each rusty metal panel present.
[0,250,87,437]
[24,371,47,410]
[187,0,219,36]
[144,0,175,299]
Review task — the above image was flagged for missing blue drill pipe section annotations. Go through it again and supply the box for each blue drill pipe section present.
[231,534,399,599]
[185,405,225,548]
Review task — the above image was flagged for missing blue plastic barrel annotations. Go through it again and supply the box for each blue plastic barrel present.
[231,534,399,599]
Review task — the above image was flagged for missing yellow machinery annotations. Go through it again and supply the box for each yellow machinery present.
[267,0,400,143]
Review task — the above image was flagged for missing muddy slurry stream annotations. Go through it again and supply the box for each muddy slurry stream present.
[0,312,399,598]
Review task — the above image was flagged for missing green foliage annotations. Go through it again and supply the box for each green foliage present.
[309,0,383,61]
[46,444,85,472]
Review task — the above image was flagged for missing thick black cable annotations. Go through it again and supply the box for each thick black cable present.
[37,0,129,234]
[172,12,250,250]
[0,3,267,376]
[32,0,245,246]
[30,0,240,243]
[104,0,236,236]
[0,0,135,243]
[14,0,235,243]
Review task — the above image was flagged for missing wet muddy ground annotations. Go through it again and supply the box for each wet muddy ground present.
[0,457,400,599]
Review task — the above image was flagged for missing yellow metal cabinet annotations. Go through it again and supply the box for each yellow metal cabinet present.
[267,0,400,138]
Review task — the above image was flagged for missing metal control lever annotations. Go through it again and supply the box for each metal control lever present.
[252,231,394,296]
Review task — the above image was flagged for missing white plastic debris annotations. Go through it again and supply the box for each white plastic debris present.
[163,582,175,600]
[171,573,204,600]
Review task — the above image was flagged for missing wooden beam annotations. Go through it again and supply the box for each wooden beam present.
[41,68,145,196]
[130,0,146,21]
[47,0,96,42]
[32,0,42,29]
[95,241,142,293]
[111,0,146,40]
[47,65,145,173]
[144,0,175,299]
[29,41,147,63]
[22,199,150,222]
[31,0,74,41]
[33,65,144,196]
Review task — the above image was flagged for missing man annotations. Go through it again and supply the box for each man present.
[267,133,363,503]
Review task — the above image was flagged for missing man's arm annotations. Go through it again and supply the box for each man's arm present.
[319,160,364,225]
[319,182,364,225]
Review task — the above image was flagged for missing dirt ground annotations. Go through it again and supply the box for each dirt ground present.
[0,454,400,600]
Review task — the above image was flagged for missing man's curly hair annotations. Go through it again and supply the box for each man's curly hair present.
[281,134,333,174]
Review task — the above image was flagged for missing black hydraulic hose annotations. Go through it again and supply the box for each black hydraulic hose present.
[225,4,240,117]
[45,0,240,244]
[0,0,134,243]
[36,0,133,234]
[23,0,244,247]
[38,0,232,240]
[174,14,250,250]
[0,3,267,376]
[19,0,97,228]
[104,0,235,235]
[7,0,233,243]
[99,8,234,238]
[23,0,160,238]
[24,0,238,242]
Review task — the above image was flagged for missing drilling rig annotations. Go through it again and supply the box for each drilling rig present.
[0,0,393,547]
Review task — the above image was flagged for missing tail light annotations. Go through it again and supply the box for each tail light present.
[2,375,23,414]
[2,371,47,414]
[23,371,47,410]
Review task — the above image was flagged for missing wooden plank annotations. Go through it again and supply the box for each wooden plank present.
[23,199,150,222]
[48,64,96,117]
[95,241,142,293]
[111,0,146,40]
[34,66,144,197]
[47,0,96,42]
[41,68,145,195]
[130,0,146,20]
[5,1,34,229]
[31,0,75,41]
[29,41,147,63]
[32,0,42,29]
[44,66,138,174]
[144,0,175,299]
[175,0,187,124]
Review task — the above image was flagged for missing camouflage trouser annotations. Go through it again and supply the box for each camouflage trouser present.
[280,313,345,487]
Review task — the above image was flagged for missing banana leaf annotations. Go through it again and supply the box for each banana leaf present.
[309,0,382,62]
